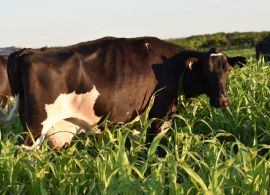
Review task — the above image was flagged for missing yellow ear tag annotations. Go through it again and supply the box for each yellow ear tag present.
[188,61,193,70]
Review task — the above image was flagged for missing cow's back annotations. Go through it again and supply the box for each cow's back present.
[71,37,184,122]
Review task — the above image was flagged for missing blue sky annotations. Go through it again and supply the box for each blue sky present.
[0,0,269,48]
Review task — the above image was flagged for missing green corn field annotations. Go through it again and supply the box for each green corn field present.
[0,48,269,195]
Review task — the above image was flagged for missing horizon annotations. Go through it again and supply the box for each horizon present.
[3,31,269,49]
[1,0,269,48]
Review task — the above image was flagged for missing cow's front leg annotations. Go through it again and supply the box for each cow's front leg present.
[146,98,177,156]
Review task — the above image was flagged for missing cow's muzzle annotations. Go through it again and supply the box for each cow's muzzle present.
[210,94,230,108]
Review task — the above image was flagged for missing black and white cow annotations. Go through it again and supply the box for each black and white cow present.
[1,37,247,150]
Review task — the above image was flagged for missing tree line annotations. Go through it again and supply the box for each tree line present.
[168,31,270,50]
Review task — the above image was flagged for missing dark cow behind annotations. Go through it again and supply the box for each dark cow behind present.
[2,37,247,150]
[0,56,11,109]
[256,40,270,61]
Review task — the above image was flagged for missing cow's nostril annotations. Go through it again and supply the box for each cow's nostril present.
[223,97,230,106]
[220,94,230,107]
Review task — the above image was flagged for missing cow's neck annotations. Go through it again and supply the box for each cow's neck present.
[178,65,187,96]
[182,67,206,99]
[178,51,205,100]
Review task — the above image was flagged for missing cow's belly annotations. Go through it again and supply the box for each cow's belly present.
[32,86,102,149]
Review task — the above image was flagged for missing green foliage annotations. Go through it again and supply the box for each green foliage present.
[0,50,270,194]
[169,31,270,50]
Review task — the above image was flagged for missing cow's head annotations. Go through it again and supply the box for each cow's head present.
[183,48,247,108]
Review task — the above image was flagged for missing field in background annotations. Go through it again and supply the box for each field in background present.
[169,31,270,50]
[0,48,270,194]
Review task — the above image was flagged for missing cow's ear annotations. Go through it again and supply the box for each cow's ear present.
[208,48,221,54]
[227,56,247,68]
[186,57,199,70]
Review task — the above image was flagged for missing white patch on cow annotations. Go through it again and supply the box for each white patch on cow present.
[0,94,19,123]
[210,53,223,57]
[31,86,101,149]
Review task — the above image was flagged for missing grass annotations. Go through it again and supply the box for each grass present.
[0,49,270,194]
[223,47,256,58]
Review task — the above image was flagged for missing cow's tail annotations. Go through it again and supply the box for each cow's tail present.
[0,51,23,124]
